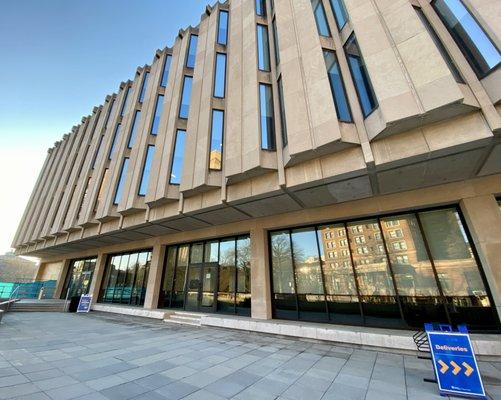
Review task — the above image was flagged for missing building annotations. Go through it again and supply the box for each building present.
[12,0,501,333]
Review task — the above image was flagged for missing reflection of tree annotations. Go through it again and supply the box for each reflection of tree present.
[271,234,296,294]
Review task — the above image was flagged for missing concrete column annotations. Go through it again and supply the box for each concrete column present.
[250,225,272,320]
[143,244,166,310]
[88,253,107,304]
[460,195,501,320]
[53,259,72,299]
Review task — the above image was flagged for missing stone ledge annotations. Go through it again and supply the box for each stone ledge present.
[201,315,501,357]
[91,303,167,319]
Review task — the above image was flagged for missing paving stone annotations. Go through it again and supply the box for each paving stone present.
[154,381,199,400]
[100,381,150,400]
[134,373,174,390]
[26,368,65,382]
[35,375,80,391]
[0,383,41,400]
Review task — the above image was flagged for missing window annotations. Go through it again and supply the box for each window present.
[257,24,271,72]
[91,135,104,170]
[127,111,141,149]
[272,18,280,66]
[160,55,172,88]
[415,7,463,83]
[355,236,366,244]
[329,0,348,30]
[120,87,131,117]
[186,35,198,69]
[340,239,348,246]
[104,99,116,130]
[93,168,109,213]
[138,145,155,196]
[213,53,227,98]
[61,258,97,300]
[113,158,129,205]
[100,250,151,306]
[139,72,149,103]
[179,76,193,119]
[259,84,276,150]
[108,124,122,160]
[352,225,363,233]
[209,110,224,171]
[277,77,288,146]
[217,10,229,45]
[311,0,331,37]
[170,129,186,185]
[432,0,501,78]
[323,50,353,122]
[344,35,378,117]
[77,177,92,221]
[151,95,164,135]
[256,0,267,17]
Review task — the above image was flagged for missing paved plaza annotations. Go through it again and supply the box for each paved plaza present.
[0,312,500,400]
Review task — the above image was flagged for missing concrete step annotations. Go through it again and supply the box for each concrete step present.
[163,311,203,327]
[163,318,201,327]
[10,300,65,312]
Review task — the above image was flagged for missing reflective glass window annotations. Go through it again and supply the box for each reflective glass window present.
[139,72,149,103]
[108,124,122,160]
[323,50,352,122]
[104,99,116,130]
[344,35,378,117]
[138,145,155,196]
[170,129,186,185]
[272,18,280,66]
[93,168,109,214]
[277,77,287,146]
[127,110,141,149]
[120,87,131,117]
[218,239,236,313]
[433,0,501,78]
[151,94,164,135]
[271,231,295,294]
[91,135,104,170]
[217,10,229,45]
[257,24,271,72]
[61,258,97,299]
[113,158,129,205]
[213,53,227,98]
[160,55,172,88]
[329,0,348,30]
[186,35,198,69]
[179,76,193,119]
[209,110,224,171]
[311,0,331,37]
[259,83,276,150]
[256,0,266,17]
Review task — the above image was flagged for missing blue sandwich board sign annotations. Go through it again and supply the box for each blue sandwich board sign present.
[425,324,486,399]
[76,294,92,313]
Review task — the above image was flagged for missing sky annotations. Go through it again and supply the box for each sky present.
[0,0,214,256]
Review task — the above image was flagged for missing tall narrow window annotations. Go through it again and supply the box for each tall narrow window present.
[91,135,104,170]
[104,99,116,129]
[344,35,378,117]
[138,145,155,196]
[114,158,129,205]
[160,55,172,88]
[127,111,141,149]
[179,76,193,119]
[272,18,280,66]
[257,25,271,72]
[120,87,131,117]
[323,50,352,122]
[186,35,198,69]
[77,177,92,221]
[329,0,348,30]
[108,124,122,160]
[94,168,109,213]
[139,72,149,103]
[432,0,500,78]
[311,0,331,37]
[213,53,227,98]
[217,10,229,45]
[277,77,288,146]
[151,95,164,135]
[259,84,276,150]
[209,110,224,171]
[256,0,266,17]
[170,129,186,185]
[415,7,463,83]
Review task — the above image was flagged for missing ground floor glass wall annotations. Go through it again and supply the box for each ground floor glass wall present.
[159,236,251,316]
[99,250,151,306]
[270,207,499,331]
[61,257,96,299]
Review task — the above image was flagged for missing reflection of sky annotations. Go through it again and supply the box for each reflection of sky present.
[443,0,500,68]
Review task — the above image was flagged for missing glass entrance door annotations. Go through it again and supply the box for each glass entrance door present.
[184,263,218,312]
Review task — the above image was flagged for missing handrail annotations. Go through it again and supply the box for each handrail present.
[7,286,21,311]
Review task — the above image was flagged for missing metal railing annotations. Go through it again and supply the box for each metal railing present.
[6,286,21,311]
[0,280,57,301]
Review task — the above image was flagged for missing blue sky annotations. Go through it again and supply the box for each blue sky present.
[0,0,213,255]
